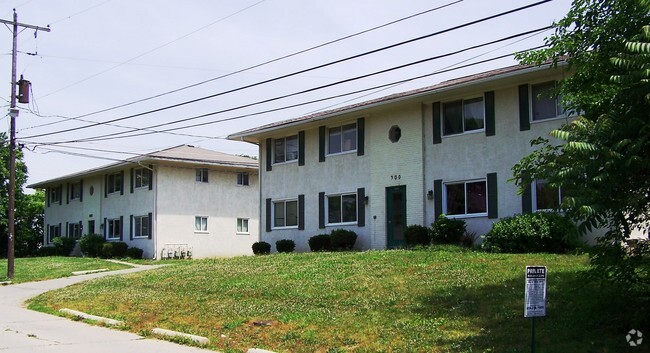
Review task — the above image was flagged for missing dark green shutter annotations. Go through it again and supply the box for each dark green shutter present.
[66,222,69,237]
[434,179,443,221]
[148,212,153,239]
[522,185,533,214]
[46,224,50,243]
[298,131,305,166]
[66,183,70,204]
[433,102,442,144]
[79,179,84,202]
[47,187,50,207]
[357,188,365,227]
[318,192,325,229]
[130,168,134,193]
[59,185,63,205]
[148,165,153,190]
[104,175,108,198]
[120,171,125,195]
[487,173,498,219]
[519,84,530,131]
[357,118,365,156]
[485,91,495,136]
[265,198,272,232]
[319,126,326,162]
[119,216,124,241]
[298,194,305,230]
[103,217,108,239]
[266,138,273,171]
[130,215,134,240]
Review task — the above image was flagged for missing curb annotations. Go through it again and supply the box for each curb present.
[151,328,210,345]
[71,269,109,275]
[248,349,278,353]
[59,308,124,326]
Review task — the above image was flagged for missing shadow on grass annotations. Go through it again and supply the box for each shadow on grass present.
[416,271,650,353]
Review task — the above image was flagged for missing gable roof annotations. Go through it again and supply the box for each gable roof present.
[28,145,258,188]
[229,61,565,143]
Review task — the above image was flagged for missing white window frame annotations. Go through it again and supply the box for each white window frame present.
[532,179,563,212]
[70,182,82,200]
[135,168,150,189]
[327,122,357,156]
[326,192,358,226]
[272,198,299,229]
[443,179,488,218]
[194,216,208,233]
[237,172,250,186]
[442,96,485,136]
[531,81,565,122]
[133,215,150,238]
[195,168,209,183]
[273,135,299,164]
[237,218,249,234]
[107,218,121,240]
[107,173,122,194]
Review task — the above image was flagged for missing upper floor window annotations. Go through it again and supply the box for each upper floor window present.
[237,172,250,186]
[50,187,61,204]
[195,216,208,232]
[328,123,357,155]
[135,168,150,188]
[534,179,563,211]
[327,193,357,225]
[196,168,209,183]
[532,81,563,121]
[443,97,484,136]
[445,179,487,216]
[273,199,298,228]
[70,182,82,200]
[274,135,298,164]
[107,218,121,240]
[134,215,150,238]
[107,173,122,194]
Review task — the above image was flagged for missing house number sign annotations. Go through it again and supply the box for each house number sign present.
[390,175,401,181]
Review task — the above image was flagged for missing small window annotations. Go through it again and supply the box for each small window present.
[196,168,209,183]
[50,187,61,203]
[195,216,208,232]
[534,179,562,211]
[107,173,122,194]
[273,199,298,228]
[442,97,484,136]
[328,123,357,154]
[70,182,82,200]
[445,180,487,216]
[48,224,61,243]
[237,218,249,234]
[237,172,250,186]
[107,218,121,240]
[532,81,563,121]
[88,220,96,235]
[68,222,82,240]
[327,193,357,225]
[135,168,150,189]
[134,215,150,238]
[274,135,298,164]
[389,125,401,143]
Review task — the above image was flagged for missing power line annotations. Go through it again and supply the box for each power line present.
[21,0,551,140]
[25,0,464,130]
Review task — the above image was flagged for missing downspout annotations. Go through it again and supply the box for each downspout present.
[152,165,158,260]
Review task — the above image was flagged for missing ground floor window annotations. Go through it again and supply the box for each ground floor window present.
[237,218,249,234]
[107,218,121,240]
[327,192,357,224]
[68,222,82,240]
[195,216,208,232]
[134,215,150,238]
[445,179,487,216]
[534,179,562,211]
[48,224,61,243]
[273,199,298,228]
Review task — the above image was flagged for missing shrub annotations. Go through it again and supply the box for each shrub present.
[52,236,77,256]
[37,246,58,257]
[330,229,357,251]
[101,243,114,258]
[276,239,296,253]
[430,215,466,244]
[79,234,106,257]
[460,231,479,248]
[404,225,431,247]
[252,241,271,255]
[110,242,129,258]
[126,246,144,259]
[308,234,332,252]
[481,212,580,253]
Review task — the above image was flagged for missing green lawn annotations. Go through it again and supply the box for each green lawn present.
[0,257,132,283]
[27,247,649,353]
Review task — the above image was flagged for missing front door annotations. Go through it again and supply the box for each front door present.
[386,185,407,248]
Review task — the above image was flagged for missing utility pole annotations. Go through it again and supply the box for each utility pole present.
[1,10,49,279]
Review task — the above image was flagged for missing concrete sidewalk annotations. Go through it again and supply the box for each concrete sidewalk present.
[0,263,214,353]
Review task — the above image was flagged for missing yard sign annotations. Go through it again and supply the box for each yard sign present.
[524,266,547,317]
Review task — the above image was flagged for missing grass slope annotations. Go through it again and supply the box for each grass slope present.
[27,248,649,353]
[0,257,131,283]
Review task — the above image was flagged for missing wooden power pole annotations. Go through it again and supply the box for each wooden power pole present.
[0,10,50,279]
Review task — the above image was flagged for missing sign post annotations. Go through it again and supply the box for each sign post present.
[524,266,547,353]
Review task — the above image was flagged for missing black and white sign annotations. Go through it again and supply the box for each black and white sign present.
[524,266,547,317]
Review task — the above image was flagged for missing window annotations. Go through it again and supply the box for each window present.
[88,220,95,235]
[532,81,563,121]
[70,182,82,200]
[68,222,82,240]
[328,123,357,154]
[195,216,208,232]
[48,224,61,243]
[445,180,487,216]
[273,199,298,228]
[196,168,209,183]
[274,135,298,164]
[50,187,61,203]
[327,193,357,224]
[534,179,562,211]
[237,218,249,233]
[107,173,122,194]
[442,97,484,136]
[107,218,121,240]
[134,215,150,238]
[135,168,150,188]
[237,172,249,186]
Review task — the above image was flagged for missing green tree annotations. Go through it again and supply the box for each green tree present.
[514,0,650,285]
